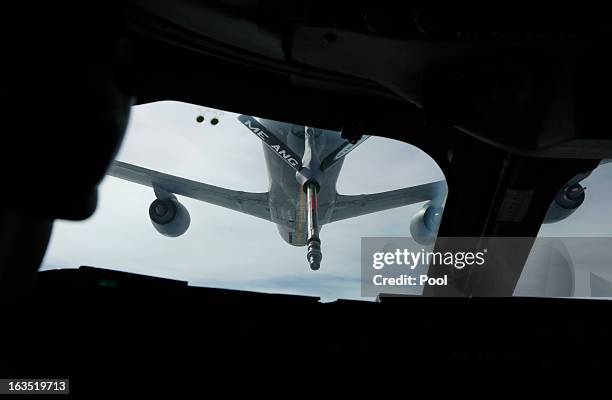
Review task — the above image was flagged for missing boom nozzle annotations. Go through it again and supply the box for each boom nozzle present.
[305,181,322,270]
[307,237,322,270]
[297,126,324,271]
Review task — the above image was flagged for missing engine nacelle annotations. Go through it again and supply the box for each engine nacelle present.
[543,183,585,224]
[410,203,443,245]
[149,197,191,237]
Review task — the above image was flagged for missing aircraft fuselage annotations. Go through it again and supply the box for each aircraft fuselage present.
[261,127,345,246]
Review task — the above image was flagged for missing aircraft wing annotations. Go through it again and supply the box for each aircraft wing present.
[107,160,271,221]
[329,180,446,222]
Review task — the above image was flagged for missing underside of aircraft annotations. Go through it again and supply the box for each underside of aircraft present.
[107,115,447,270]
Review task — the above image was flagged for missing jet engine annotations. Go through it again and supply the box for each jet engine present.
[410,203,443,245]
[149,196,191,237]
[543,183,585,224]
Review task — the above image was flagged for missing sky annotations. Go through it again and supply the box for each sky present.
[41,101,612,300]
